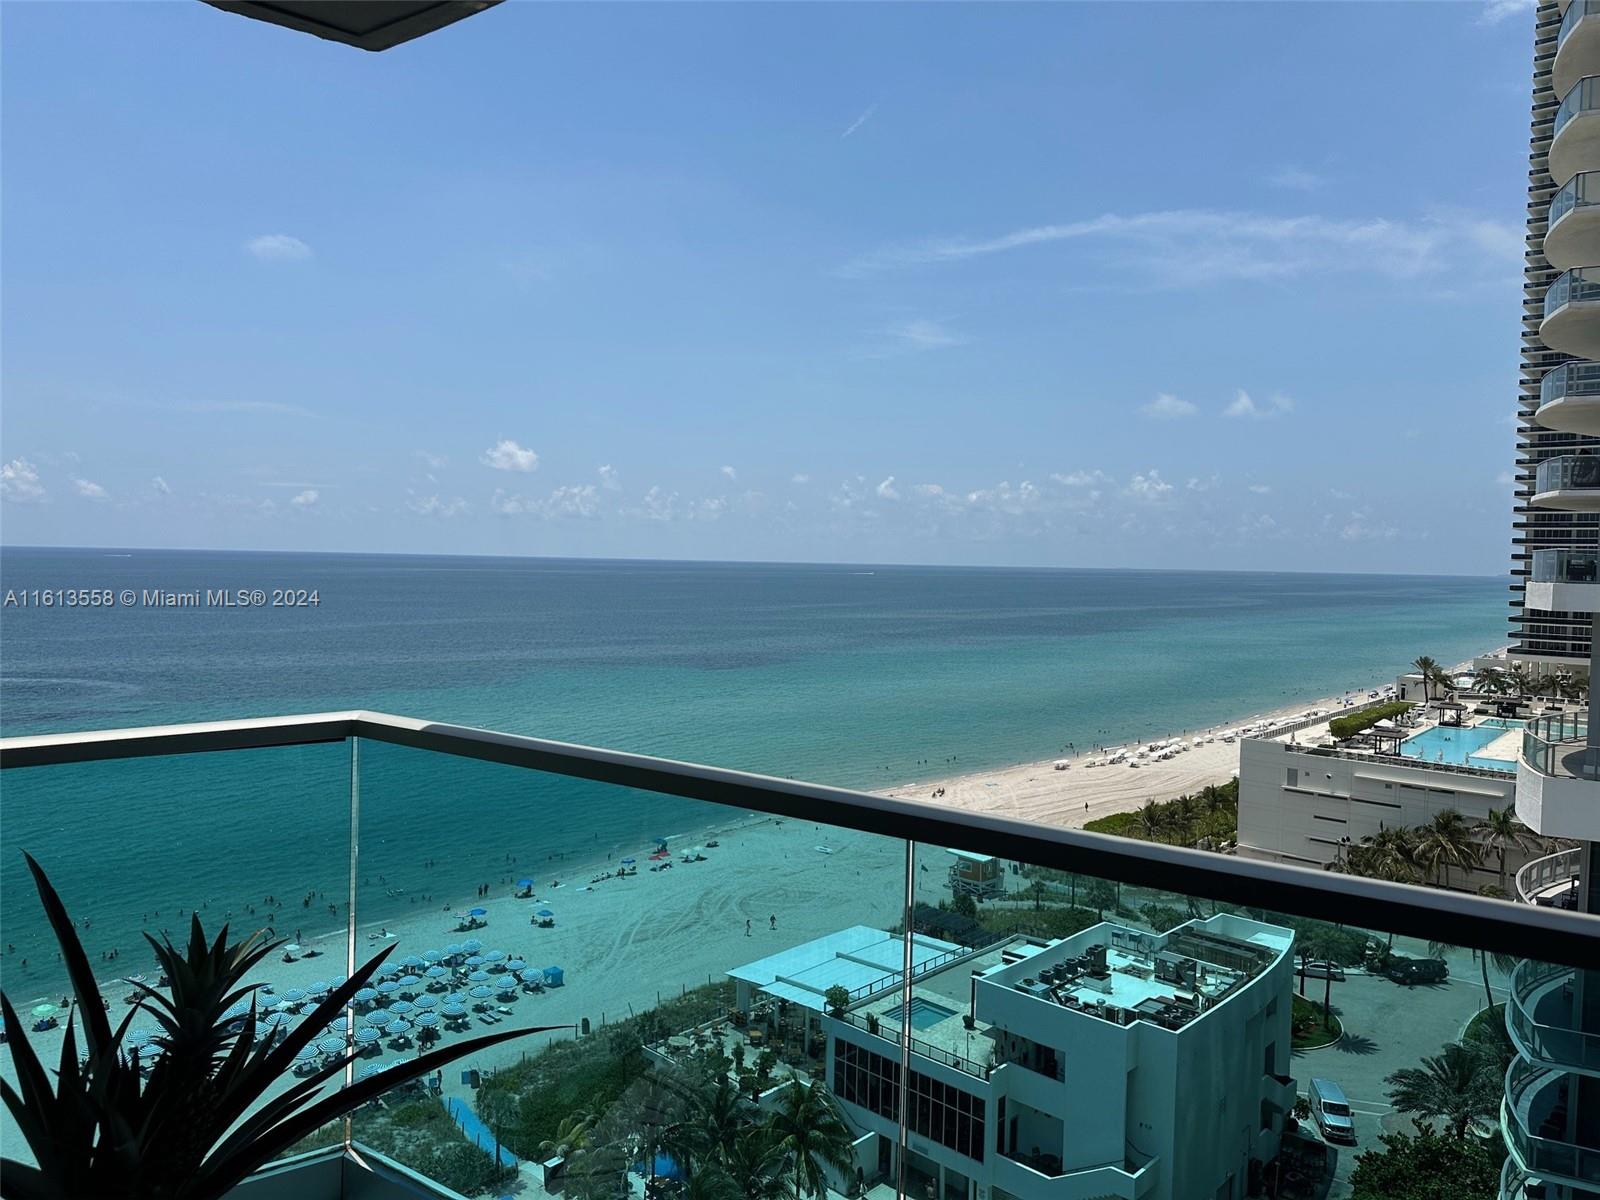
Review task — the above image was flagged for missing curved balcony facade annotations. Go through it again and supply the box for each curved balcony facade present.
[1542,268,1600,360]
[1552,78,1600,185]
[1538,360,1600,436]
[1525,550,1600,618]
[1517,709,1600,840]
[1549,173,1600,270]
[1518,846,1584,907]
[1534,454,1600,510]
[1558,2,1600,101]
[1504,1061,1600,1191]
[1508,958,1600,1076]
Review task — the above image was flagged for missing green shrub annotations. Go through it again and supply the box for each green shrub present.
[1348,1127,1503,1199]
[1328,701,1413,741]
[1084,811,1142,836]
[1138,903,1188,933]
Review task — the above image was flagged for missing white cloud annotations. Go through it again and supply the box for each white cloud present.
[1267,166,1324,192]
[542,484,600,518]
[1051,470,1113,488]
[1248,484,1273,495]
[245,234,313,262]
[1125,470,1174,502]
[1140,393,1197,420]
[73,477,109,501]
[481,439,540,473]
[1,458,45,504]
[407,494,468,518]
[876,476,900,500]
[290,489,319,507]
[840,103,877,140]
[885,319,967,351]
[639,485,677,521]
[1224,389,1295,419]
[152,476,172,496]
[598,464,620,490]
[965,480,1041,515]
[791,473,811,485]
[417,451,449,471]
[1480,0,1534,24]
[1339,510,1399,541]
[1187,475,1219,492]
[720,465,738,482]
[839,209,1520,286]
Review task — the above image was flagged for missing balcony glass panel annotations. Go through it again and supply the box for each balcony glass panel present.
[1561,0,1600,50]
[1521,709,1600,781]
[1540,360,1600,408]
[1536,454,1600,493]
[1551,171,1600,229]
[0,742,354,1166]
[1530,548,1600,584]
[1504,1060,1600,1185]
[1508,958,1600,1074]
[348,737,910,1198]
[1545,267,1600,319]
[1554,76,1600,142]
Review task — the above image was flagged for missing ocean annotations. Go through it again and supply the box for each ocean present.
[0,546,1504,995]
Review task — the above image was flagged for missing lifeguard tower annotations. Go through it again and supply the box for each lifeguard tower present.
[946,848,1005,900]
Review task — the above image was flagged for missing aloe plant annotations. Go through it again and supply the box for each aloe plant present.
[1,853,568,1200]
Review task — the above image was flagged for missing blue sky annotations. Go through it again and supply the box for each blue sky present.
[0,0,1540,572]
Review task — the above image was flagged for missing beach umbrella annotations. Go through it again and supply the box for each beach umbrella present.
[221,1001,252,1021]
[620,858,635,866]
[282,944,302,955]
[445,943,463,957]
[401,955,425,969]
[464,955,486,968]
[424,965,448,979]
[262,1012,294,1029]
[363,1011,391,1027]
[388,1000,415,1016]
[441,1003,468,1018]
[126,1028,155,1047]
[307,980,331,995]
[519,968,543,984]
[461,939,483,953]
[376,980,400,995]
[376,963,399,978]
[316,1036,347,1056]
[413,1011,441,1028]
[329,1016,350,1033]
[444,992,467,1005]
[496,981,518,996]
[411,994,438,1009]
[281,988,307,1004]
[331,975,349,988]
[467,970,491,983]
[358,1061,388,1080]
[422,948,443,962]
[516,878,533,888]
[398,974,422,988]
[467,907,488,918]
[536,909,554,918]
[385,1019,412,1036]
[294,1044,319,1063]
[354,987,379,1003]
[354,1026,381,1045]
[29,1003,56,1019]
[504,959,527,972]
[467,985,493,1000]
[484,949,506,962]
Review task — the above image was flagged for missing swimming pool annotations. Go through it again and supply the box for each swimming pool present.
[1399,723,1518,772]
[906,996,958,1030]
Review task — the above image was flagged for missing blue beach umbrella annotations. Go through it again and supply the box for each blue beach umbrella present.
[519,968,543,983]
[221,1001,252,1021]
[281,988,307,1004]
[424,965,448,979]
[504,959,527,972]
[262,1011,294,1028]
[413,1011,441,1028]
[376,963,399,978]
[363,1011,391,1027]
[516,878,533,888]
[467,970,491,983]
[467,985,493,1001]
[354,987,379,1004]
[398,975,422,988]
[316,1036,346,1055]
[294,1044,319,1063]
[126,1028,155,1047]
[307,981,331,995]
[377,980,400,995]
[464,955,486,968]
[444,992,467,1005]
[411,994,438,1009]
[401,955,425,969]
[467,907,488,918]
[496,980,518,996]
[536,909,554,919]
[621,858,635,866]
[388,1000,415,1016]
[354,1026,381,1045]
[423,948,444,962]
[441,1002,468,1018]
[331,975,349,987]
[329,1016,350,1033]
[358,1061,389,1080]
[385,1019,412,1036]
[484,949,505,963]
[445,943,464,957]
[461,939,483,953]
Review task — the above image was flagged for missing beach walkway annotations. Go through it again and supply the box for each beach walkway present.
[444,1095,521,1168]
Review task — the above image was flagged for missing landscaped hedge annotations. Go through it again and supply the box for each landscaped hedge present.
[1328,700,1413,741]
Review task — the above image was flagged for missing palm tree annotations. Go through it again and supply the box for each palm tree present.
[766,1082,856,1198]
[722,1128,788,1200]
[1412,656,1441,701]
[1474,948,1518,1014]
[1413,809,1481,889]
[1476,805,1535,895]
[1384,1042,1500,1138]
[538,1112,595,1164]
[1134,800,1168,843]
[1476,667,1509,697]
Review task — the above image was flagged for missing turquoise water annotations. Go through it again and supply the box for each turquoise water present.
[1398,723,1518,772]
[0,547,1506,996]
[905,996,958,1030]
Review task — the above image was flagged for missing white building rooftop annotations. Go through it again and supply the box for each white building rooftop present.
[728,924,965,1012]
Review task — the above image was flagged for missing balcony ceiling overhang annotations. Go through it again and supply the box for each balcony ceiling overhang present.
[202,1,500,52]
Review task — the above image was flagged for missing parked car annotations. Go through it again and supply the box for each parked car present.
[1299,960,1346,981]
[1309,1078,1357,1144]
[1383,956,1448,986]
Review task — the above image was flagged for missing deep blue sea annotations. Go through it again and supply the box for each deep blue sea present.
[0,547,1504,996]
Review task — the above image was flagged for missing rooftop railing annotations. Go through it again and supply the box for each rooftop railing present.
[1536,454,1600,493]
[1554,75,1600,142]
[2,712,1597,1197]
[1544,266,1600,320]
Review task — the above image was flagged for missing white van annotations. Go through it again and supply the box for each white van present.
[1309,1078,1356,1144]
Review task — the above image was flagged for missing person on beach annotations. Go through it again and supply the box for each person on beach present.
[745,920,752,937]
[769,914,776,930]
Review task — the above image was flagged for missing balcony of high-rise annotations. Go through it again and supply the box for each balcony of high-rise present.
[1534,455,1600,509]
[1551,77,1600,186]
[1548,173,1600,271]
[1542,267,1600,360]
[1556,1,1600,100]
[1538,361,1600,436]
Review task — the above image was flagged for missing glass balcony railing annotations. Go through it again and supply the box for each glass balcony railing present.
[1504,1061,1600,1187]
[1544,267,1600,319]
[1521,708,1600,779]
[1530,548,1600,584]
[1536,454,1600,493]
[1561,0,1600,51]
[1517,846,1583,907]
[1540,359,1600,409]
[1554,76,1600,143]
[1550,171,1600,231]
[1,714,1597,1200]
[1508,958,1600,1074]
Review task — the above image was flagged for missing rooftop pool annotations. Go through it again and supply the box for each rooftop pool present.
[1398,721,1518,773]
